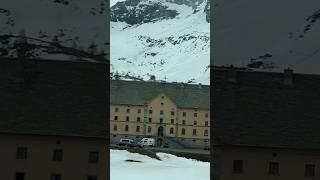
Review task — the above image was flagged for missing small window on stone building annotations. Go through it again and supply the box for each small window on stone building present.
[192,129,197,136]
[137,117,141,122]
[204,130,208,136]
[205,113,208,118]
[115,107,119,112]
[171,119,174,124]
[149,109,153,114]
[171,111,175,116]
[16,147,27,160]
[136,126,140,132]
[126,108,130,113]
[15,172,25,180]
[194,121,197,125]
[182,120,186,125]
[88,152,99,164]
[194,113,197,117]
[161,102,164,106]
[268,162,279,176]
[161,96,164,99]
[125,125,129,131]
[181,128,185,135]
[113,125,117,131]
[87,176,97,180]
[148,126,152,133]
[126,116,129,121]
[160,118,163,123]
[160,110,164,115]
[233,160,243,174]
[138,109,141,113]
[170,128,174,134]
[53,149,63,161]
[149,118,152,122]
[182,112,186,117]
[51,173,61,180]
[305,164,315,177]
[114,116,118,120]
[205,121,208,126]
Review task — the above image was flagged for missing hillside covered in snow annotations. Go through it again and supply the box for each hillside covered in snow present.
[214,0,320,74]
[0,0,108,62]
[110,0,210,84]
[111,149,210,180]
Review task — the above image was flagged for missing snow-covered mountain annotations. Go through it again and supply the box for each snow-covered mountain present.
[110,0,210,84]
[0,0,108,62]
[213,0,320,74]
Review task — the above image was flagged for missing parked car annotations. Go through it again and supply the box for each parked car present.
[163,142,169,148]
[118,139,134,146]
[137,138,155,148]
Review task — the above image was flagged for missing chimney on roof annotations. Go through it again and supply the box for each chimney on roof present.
[150,75,156,81]
[284,68,293,86]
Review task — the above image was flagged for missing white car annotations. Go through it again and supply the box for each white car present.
[137,138,155,147]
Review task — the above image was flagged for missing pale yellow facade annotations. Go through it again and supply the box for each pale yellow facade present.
[110,92,210,148]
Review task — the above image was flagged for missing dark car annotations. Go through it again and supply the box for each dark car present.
[118,139,134,146]
[163,142,169,148]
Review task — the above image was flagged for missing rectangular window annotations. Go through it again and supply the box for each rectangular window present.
[148,118,152,122]
[53,149,63,161]
[149,109,152,114]
[138,109,141,113]
[115,108,118,112]
[15,172,25,180]
[194,113,197,117]
[160,110,164,115]
[182,120,186,125]
[16,147,27,160]
[171,119,174,124]
[268,162,279,176]
[136,126,140,132]
[193,121,197,125]
[192,129,197,136]
[114,116,118,120]
[51,174,61,180]
[305,164,315,177]
[205,121,209,126]
[126,116,129,121]
[126,108,130,113]
[113,125,117,131]
[171,111,175,115]
[182,112,186,117]
[137,117,141,122]
[88,152,99,164]
[205,113,208,118]
[233,160,243,174]
[160,118,163,123]
[88,176,97,180]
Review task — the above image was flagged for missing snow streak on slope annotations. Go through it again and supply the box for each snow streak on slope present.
[110,150,210,180]
[111,0,210,84]
[0,0,107,61]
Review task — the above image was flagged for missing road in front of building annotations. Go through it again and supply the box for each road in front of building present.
[109,144,210,155]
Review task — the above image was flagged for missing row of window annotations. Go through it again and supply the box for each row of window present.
[14,172,97,180]
[114,107,209,118]
[112,125,209,136]
[16,147,99,163]
[113,116,209,126]
[233,160,316,177]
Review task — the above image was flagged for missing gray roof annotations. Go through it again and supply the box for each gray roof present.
[213,68,320,149]
[0,58,108,139]
[110,80,210,109]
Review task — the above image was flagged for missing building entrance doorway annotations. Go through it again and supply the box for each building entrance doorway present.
[158,126,164,136]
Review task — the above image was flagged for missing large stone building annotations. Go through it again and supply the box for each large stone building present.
[110,80,210,149]
[213,67,320,180]
[0,58,108,180]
